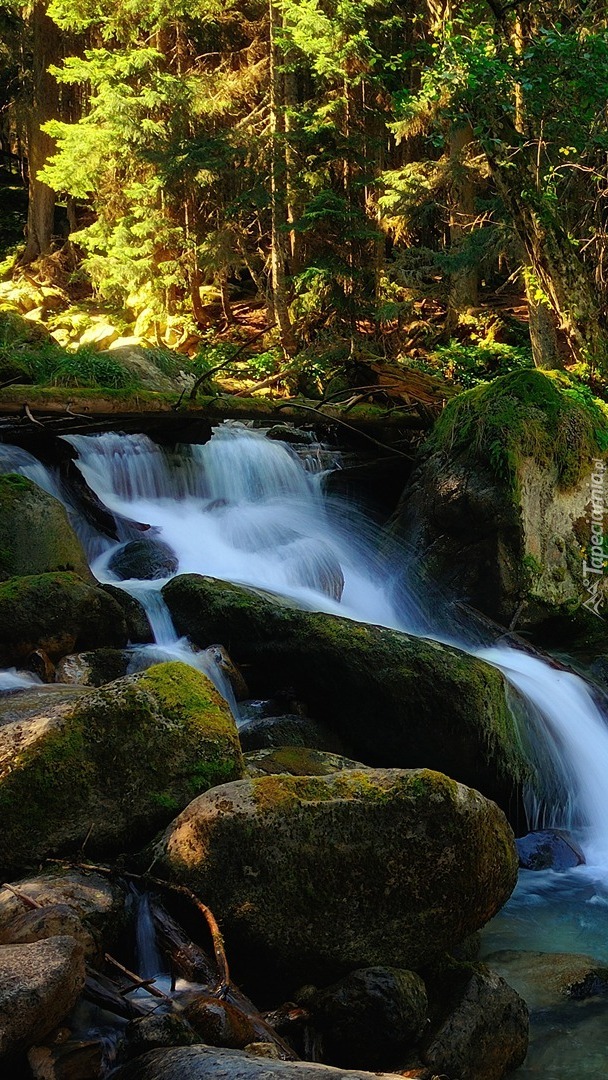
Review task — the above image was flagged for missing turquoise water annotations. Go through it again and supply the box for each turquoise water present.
[482,863,608,1077]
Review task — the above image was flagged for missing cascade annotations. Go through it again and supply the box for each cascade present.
[2,423,608,1076]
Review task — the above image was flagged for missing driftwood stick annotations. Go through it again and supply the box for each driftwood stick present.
[24,403,45,426]
[1,882,43,909]
[274,401,415,458]
[104,952,171,1002]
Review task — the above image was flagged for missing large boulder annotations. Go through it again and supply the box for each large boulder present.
[392,370,608,632]
[0,474,90,582]
[0,661,244,873]
[151,768,518,988]
[0,936,85,1056]
[0,572,128,664]
[162,576,527,807]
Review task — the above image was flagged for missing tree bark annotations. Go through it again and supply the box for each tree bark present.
[268,0,297,357]
[447,123,478,325]
[19,2,61,265]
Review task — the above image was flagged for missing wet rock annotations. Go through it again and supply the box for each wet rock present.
[0,869,127,961]
[0,572,128,665]
[0,474,91,583]
[111,1045,407,1080]
[0,936,85,1056]
[422,964,528,1080]
[0,661,244,873]
[0,904,91,954]
[204,645,249,700]
[312,966,428,1070]
[55,648,130,687]
[239,714,346,755]
[151,768,517,990]
[162,576,527,809]
[124,1012,199,1057]
[279,538,345,602]
[108,539,178,582]
[515,829,585,870]
[182,996,258,1048]
[101,584,153,644]
[244,747,367,778]
[27,649,56,683]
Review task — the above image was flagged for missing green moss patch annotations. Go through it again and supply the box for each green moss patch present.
[426,369,608,490]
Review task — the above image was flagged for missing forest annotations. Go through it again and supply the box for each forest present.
[2,0,608,402]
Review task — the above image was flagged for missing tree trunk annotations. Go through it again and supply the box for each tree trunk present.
[447,124,478,326]
[19,2,61,265]
[489,156,608,368]
[268,0,297,357]
[524,272,562,370]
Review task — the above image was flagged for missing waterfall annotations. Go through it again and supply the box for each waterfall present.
[3,423,608,870]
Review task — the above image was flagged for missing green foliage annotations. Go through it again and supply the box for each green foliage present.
[426,341,534,388]
[0,314,139,388]
[427,369,608,490]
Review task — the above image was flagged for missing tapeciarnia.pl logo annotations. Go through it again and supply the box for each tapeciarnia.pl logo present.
[582,458,606,617]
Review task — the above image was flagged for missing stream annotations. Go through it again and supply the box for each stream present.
[2,422,608,1076]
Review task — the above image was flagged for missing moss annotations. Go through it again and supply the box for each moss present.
[0,660,244,874]
[426,369,608,492]
[0,571,127,663]
[163,575,529,812]
[0,475,91,582]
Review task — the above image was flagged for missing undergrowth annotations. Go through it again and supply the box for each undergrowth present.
[0,312,140,389]
[426,368,608,489]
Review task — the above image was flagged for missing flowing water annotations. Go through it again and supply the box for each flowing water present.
[2,423,608,1074]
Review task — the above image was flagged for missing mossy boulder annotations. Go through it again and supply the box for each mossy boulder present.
[151,767,518,989]
[55,648,130,687]
[0,572,128,664]
[162,575,527,809]
[0,661,244,874]
[0,474,90,582]
[393,370,608,631]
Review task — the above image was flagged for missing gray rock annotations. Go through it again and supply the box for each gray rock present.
[0,936,85,1055]
[422,965,528,1080]
[108,538,178,581]
[111,1045,407,1080]
[151,768,517,988]
[516,829,585,871]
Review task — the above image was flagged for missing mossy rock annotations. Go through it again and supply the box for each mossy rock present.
[0,661,244,874]
[151,768,518,990]
[162,575,528,811]
[55,648,130,687]
[0,475,90,582]
[0,572,128,664]
[393,369,608,630]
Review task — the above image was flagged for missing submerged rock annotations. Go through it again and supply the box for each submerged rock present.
[108,538,178,581]
[162,575,527,807]
[151,768,518,988]
[0,661,244,873]
[515,829,585,871]
[485,949,608,1009]
[311,966,428,1070]
[0,936,85,1056]
[112,1045,407,1080]
[0,571,128,665]
[0,474,91,582]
